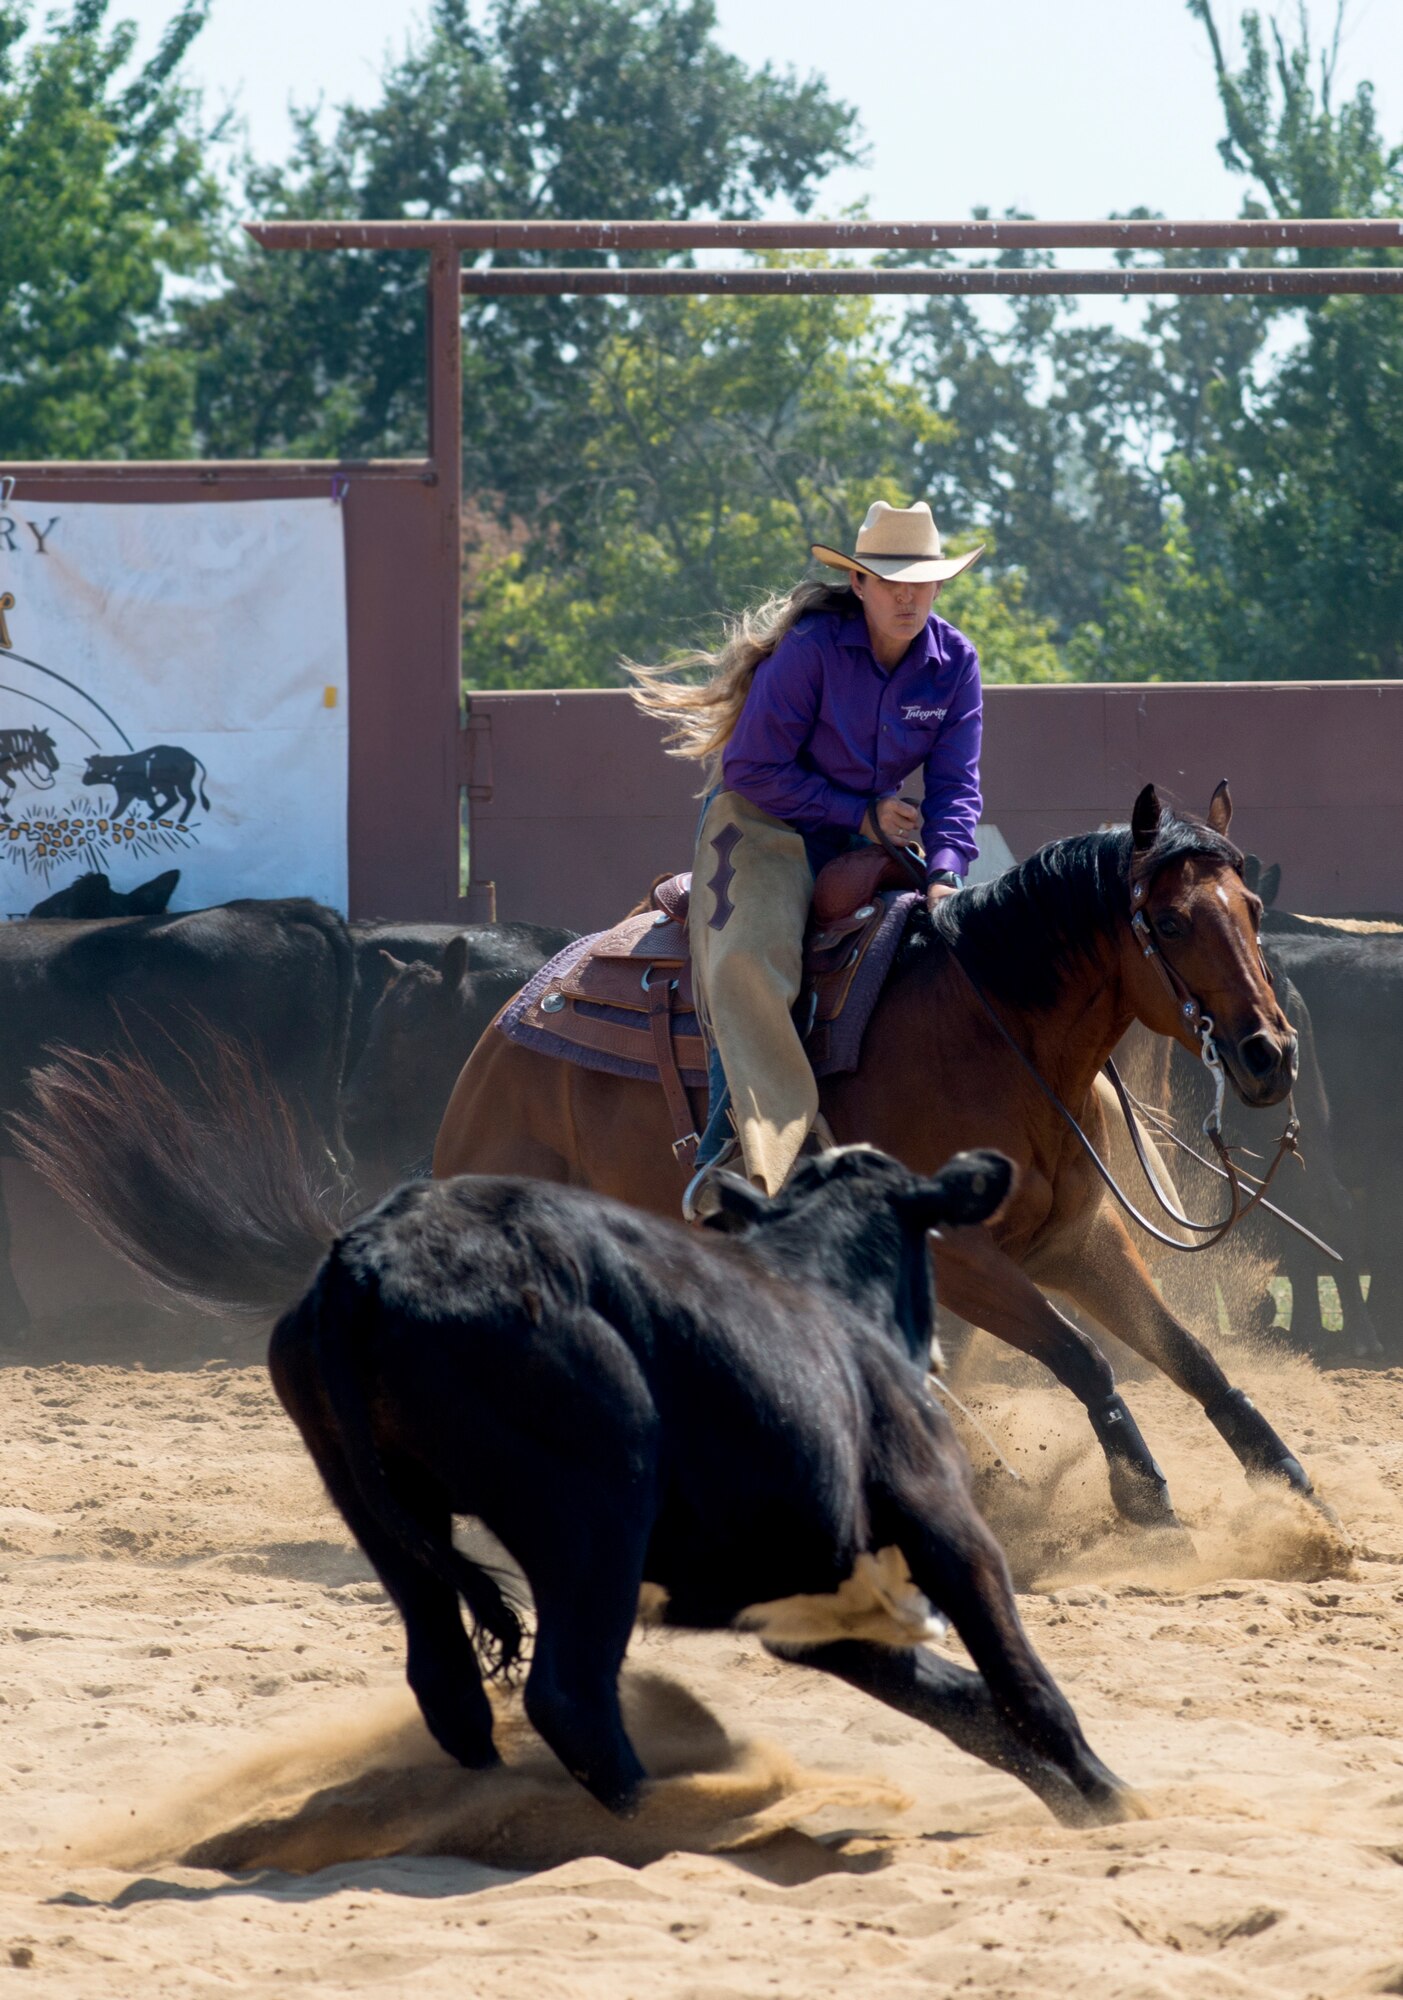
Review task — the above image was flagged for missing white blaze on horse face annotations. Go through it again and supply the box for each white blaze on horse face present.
[733,1546,948,1650]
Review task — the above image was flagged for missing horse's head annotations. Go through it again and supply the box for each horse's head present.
[1122,782,1296,1108]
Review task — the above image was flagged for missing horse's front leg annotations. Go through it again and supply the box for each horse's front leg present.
[933,1224,1185,1535]
[1040,1206,1325,1511]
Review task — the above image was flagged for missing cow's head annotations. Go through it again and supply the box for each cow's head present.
[82,755,115,785]
[344,936,525,1197]
[691,1145,1013,1366]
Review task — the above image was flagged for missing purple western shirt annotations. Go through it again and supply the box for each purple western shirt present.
[722,605,983,879]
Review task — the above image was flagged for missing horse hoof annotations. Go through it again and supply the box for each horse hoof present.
[1141,1522,1197,1565]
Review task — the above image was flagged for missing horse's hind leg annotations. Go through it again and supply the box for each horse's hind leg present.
[1044,1207,1322,1507]
[934,1224,1183,1533]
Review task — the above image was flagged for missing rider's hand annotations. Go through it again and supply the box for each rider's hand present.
[861,796,921,846]
[926,881,958,911]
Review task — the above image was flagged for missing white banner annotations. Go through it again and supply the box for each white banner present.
[0,496,348,917]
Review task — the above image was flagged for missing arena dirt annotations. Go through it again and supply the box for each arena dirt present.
[2,1319,1403,1996]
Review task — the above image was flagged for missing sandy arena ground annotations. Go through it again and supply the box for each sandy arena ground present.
[3,1301,1403,1998]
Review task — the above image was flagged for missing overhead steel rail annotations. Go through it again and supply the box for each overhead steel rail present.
[245,217,1403,298]
[247,218,1403,251]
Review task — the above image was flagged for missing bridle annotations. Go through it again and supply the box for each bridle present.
[874,814,1329,1259]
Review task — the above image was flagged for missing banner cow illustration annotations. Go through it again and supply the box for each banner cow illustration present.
[82,745,210,824]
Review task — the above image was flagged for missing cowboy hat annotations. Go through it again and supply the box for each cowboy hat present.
[811,501,984,585]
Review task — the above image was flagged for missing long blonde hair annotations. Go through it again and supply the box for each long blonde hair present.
[624,578,851,786]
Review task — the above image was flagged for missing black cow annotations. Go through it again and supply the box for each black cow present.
[1143,962,1382,1363]
[82,745,210,824]
[28,869,181,919]
[1259,925,1403,1353]
[0,898,353,1338]
[269,1146,1137,1827]
[343,922,575,1194]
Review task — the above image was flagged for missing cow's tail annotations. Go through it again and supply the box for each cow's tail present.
[12,1028,347,1316]
[271,1258,526,1680]
[195,757,210,812]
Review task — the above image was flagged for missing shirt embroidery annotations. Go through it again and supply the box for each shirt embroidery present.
[902,704,947,722]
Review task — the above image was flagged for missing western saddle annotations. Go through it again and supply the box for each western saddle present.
[515,844,921,1164]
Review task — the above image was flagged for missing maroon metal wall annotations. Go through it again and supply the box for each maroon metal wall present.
[462,680,1403,929]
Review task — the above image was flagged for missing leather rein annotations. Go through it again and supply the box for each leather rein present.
[873,813,1324,1259]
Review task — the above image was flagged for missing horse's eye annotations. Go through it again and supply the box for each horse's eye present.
[1155,913,1184,941]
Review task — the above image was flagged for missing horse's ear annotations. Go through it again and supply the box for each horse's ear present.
[1131,784,1162,851]
[442,933,471,992]
[1207,779,1233,837]
[1242,852,1261,892]
[1259,861,1281,908]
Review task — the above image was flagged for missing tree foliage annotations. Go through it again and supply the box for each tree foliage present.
[461,280,1067,687]
[183,0,860,471]
[0,0,220,457]
[7,0,1403,686]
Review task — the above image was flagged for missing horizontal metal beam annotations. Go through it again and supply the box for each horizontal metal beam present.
[246,217,1403,252]
[0,458,437,483]
[458,266,1403,297]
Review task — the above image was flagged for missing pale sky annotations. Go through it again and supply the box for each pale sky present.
[106,0,1403,224]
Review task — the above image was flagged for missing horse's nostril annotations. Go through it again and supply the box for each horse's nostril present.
[1239,1031,1284,1079]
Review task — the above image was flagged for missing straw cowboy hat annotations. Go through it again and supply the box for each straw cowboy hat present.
[811,501,984,584]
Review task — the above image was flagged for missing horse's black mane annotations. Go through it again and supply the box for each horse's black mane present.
[899,808,1242,1012]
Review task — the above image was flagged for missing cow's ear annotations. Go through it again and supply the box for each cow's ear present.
[442,933,471,993]
[906,1149,1014,1232]
[684,1169,770,1233]
[127,869,180,914]
[1259,862,1281,908]
[1131,784,1162,852]
[1242,853,1261,893]
[1207,778,1233,837]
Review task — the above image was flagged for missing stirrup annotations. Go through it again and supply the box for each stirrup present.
[681,1138,747,1223]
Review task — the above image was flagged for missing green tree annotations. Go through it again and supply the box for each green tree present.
[0,0,221,458]
[1078,3,1403,680]
[462,279,1066,688]
[186,0,859,483]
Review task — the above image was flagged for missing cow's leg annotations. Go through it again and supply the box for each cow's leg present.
[0,1167,31,1342]
[788,1464,1138,1827]
[771,1640,1117,1824]
[934,1224,1183,1534]
[1044,1206,1326,1511]
[523,1518,651,1814]
[358,1512,497,1767]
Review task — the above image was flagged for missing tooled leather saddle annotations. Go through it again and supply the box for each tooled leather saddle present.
[505,845,922,1166]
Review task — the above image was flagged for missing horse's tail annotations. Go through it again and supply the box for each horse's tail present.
[270,1258,526,1678]
[11,1028,348,1316]
[194,757,210,811]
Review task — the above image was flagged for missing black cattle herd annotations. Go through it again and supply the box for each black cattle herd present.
[2,845,1394,1828]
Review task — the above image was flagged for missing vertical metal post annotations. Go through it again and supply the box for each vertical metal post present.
[426,249,475,915]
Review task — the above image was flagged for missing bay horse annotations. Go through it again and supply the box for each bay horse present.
[435,783,1321,1536]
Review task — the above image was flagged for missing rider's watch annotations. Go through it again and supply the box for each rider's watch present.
[927,870,960,890]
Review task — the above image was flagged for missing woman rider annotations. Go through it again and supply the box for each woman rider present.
[629,500,984,1195]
